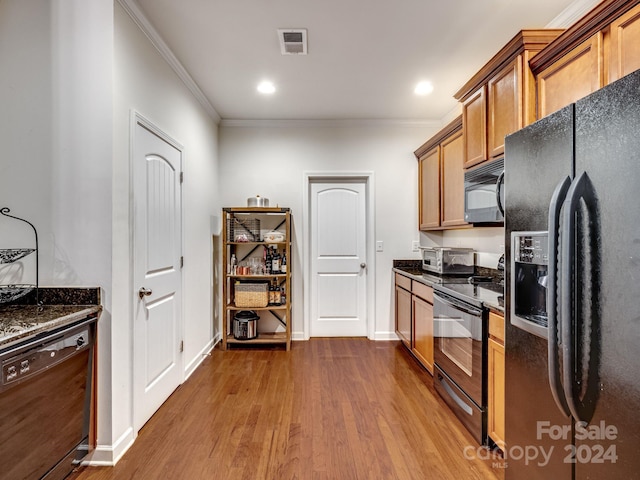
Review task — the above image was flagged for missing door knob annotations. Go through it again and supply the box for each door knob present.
[138,287,153,299]
[360,263,367,269]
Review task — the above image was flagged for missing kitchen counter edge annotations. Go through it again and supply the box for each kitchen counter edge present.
[393,267,504,313]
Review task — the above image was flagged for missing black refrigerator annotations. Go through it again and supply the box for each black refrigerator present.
[503,68,640,479]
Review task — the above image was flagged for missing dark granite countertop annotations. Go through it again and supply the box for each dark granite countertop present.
[0,287,102,349]
[393,260,504,313]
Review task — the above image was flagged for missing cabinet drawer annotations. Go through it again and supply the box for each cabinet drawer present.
[395,273,412,291]
[489,311,505,343]
[411,281,433,303]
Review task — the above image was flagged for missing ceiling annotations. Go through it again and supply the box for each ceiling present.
[131,0,599,123]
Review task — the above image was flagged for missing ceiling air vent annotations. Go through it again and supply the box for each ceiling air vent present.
[278,29,307,55]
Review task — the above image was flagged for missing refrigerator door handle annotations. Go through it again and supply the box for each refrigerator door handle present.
[496,170,505,217]
[561,171,598,423]
[547,176,572,417]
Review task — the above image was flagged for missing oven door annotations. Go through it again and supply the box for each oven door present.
[433,290,485,407]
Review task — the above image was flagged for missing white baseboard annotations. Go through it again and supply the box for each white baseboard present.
[184,336,217,380]
[84,426,135,466]
[373,331,400,341]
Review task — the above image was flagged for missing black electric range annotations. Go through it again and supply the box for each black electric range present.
[433,275,504,310]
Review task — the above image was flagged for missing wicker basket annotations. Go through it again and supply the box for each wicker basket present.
[234,282,269,307]
[227,217,261,242]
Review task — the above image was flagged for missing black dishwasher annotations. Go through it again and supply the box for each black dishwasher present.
[0,316,96,480]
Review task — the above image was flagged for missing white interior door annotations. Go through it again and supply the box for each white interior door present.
[133,118,183,432]
[310,180,368,337]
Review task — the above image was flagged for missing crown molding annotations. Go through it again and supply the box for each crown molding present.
[219,118,442,128]
[117,0,221,123]
[545,0,605,28]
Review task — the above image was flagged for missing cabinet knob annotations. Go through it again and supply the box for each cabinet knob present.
[360,263,367,269]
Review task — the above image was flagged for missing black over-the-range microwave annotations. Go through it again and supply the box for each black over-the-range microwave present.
[464,157,505,224]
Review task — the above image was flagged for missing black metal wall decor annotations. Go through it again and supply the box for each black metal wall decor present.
[0,207,39,304]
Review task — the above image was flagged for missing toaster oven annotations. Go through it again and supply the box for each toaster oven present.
[420,247,474,275]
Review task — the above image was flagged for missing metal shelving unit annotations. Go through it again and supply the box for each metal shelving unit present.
[222,207,291,350]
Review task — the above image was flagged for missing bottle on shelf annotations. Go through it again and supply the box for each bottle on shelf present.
[273,280,282,305]
[271,245,280,274]
[280,253,287,274]
[230,253,237,275]
[265,246,272,275]
[280,285,286,305]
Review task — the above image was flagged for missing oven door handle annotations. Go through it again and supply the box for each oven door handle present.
[434,291,482,317]
[547,175,572,418]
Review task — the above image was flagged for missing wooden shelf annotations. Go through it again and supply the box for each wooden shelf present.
[226,303,288,311]
[222,207,292,351]
[226,332,288,343]
[228,274,287,279]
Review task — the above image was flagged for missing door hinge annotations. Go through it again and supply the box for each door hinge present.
[180,340,184,352]
[180,256,184,268]
[180,171,184,183]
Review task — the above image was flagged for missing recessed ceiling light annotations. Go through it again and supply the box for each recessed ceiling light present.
[257,81,276,94]
[414,81,434,96]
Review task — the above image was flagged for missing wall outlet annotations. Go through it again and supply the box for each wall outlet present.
[412,240,420,252]
[376,240,384,252]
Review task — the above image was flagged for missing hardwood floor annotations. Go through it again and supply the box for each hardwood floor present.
[70,339,504,480]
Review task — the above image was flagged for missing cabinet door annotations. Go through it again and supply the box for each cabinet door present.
[609,3,640,83]
[462,85,487,168]
[536,33,603,119]
[412,293,434,374]
[418,147,441,229]
[488,337,505,450]
[395,286,412,348]
[440,129,466,227]
[488,57,522,159]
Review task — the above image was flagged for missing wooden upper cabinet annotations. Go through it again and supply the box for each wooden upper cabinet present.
[609,3,640,82]
[462,86,487,168]
[530,0,640,118]
[418,147,441,229]
[455,30,564,168]
[415,116,467,231]
[440,129,465,227]
[536,33,603,119]
[488,58,522,159]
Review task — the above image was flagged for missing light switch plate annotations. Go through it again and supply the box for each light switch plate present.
[376,240,384,252]
[412,240,420,252]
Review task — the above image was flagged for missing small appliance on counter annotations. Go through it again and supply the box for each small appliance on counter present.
[420,246,474,275]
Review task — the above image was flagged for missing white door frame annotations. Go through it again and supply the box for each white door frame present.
[302,172,375,341]
[130,111,185,431]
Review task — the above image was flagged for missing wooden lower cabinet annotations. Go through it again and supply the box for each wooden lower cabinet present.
[412,289,434,374]
[394,273,434,374]
[488,311,505,450]
[395,280,412,349]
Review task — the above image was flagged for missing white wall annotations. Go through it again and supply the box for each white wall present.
[0,0,112,288]
[1,0,117,458]
[219,121,440,339]
[104,2,221,464]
